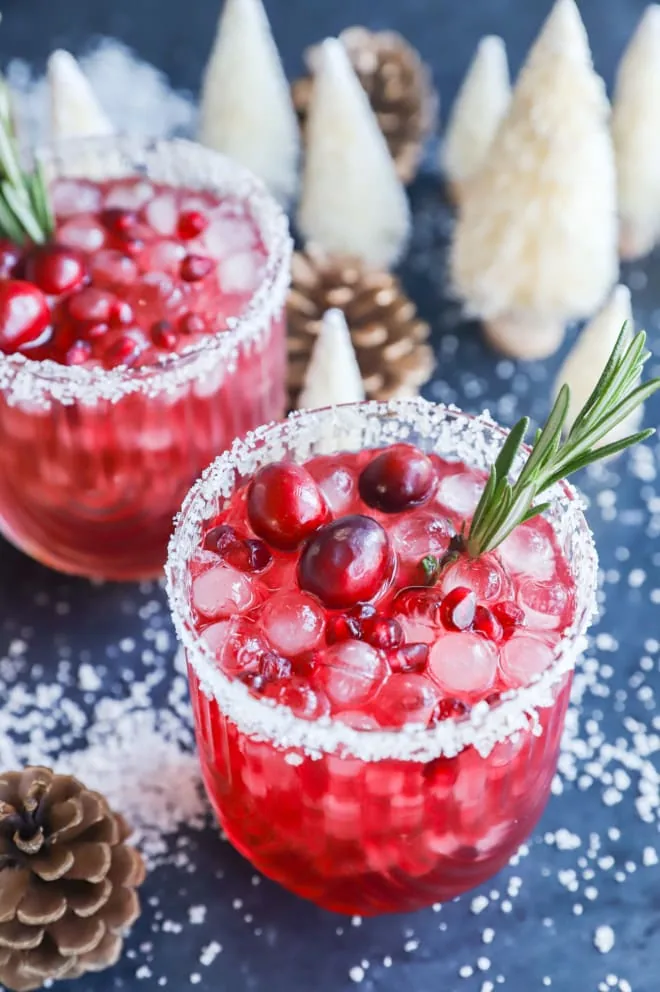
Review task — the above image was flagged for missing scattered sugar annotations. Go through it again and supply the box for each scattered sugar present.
[594,926,616,954]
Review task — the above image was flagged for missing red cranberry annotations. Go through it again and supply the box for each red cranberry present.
[0,280,51,353]
[179,312,205,336]
[298,514,392,609]
[362,616,403,651]
[180,254,214,282]
[492,600,526,639]
[473,605,504,642]
[177,210,209,240]
[326,614,362,644]
[102,330,148,368]
[151,320,178,350]
[432,697,471,722]
[64,340,92,365]
[247,462,329,551]
[68,288,115,326]
[101,208,138,237]
[358,444,436,513]
[0,241,22,279]
[25,245,87,295]
[390,642,429,673]
[204,524,239,555]
[439,586,477,631]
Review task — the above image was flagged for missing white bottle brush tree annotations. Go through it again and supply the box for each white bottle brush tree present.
[198,0,300,206]
[451,0,618,361]
[48,50,114,140]
[441,36,511,206]
[297,38,411,270]
[612,5,660,261]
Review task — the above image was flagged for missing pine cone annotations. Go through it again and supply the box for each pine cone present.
[287,246,435,408]
[0,767,146,992]
[292,27,438,185]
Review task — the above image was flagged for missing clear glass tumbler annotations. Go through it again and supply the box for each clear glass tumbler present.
[166,401,598,915]
[0,136,291,580]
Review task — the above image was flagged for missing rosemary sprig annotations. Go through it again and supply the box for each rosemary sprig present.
[0,77,54,245]
[465,325,660,558]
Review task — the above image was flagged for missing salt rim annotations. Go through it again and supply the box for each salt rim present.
[165,399,599,763]
[0,135,292,407]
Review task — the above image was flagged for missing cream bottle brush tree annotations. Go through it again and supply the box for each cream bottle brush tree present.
[297,38,411,270]
[451,0,618,361]
[48,50,114,140]
[441,36,511,206]
[198,0,300,207]
[554,285,643,448]
[297,308,366,410]
[612,5,660,261]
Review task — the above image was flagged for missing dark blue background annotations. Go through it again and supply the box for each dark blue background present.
[1,2,659,991]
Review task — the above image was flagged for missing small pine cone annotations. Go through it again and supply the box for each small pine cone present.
[0,767,146,992]
[287,246,435,408]
[292,26,438,185]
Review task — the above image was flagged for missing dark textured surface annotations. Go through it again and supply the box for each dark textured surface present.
[1,2,660,992]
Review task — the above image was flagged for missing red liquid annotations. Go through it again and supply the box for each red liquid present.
[0,176,288,579]
[184,448,578,914]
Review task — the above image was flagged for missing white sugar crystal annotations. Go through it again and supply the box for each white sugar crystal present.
[349,966,365,983]
[297,309,365,410]
[188,906,207,925]
[643,846,658,866]
[594,925,615,953]
[200,942,222,966]
[471,895,490,914]
[298,38,410,267]
[48,49,114,140]
[198,0,299,205]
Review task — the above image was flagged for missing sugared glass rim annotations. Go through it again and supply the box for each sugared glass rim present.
[166,399,599,762]
[0,135,292,406]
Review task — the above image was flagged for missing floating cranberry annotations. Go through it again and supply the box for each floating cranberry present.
[431,697,471,722]
[204,524,239,555]
[101,208,138,237]
[473,604,504,641]
[68,287,115,326]
[389,642,429,674]
[151,319,178,350]
[180,254,214,282]
[361,615,403,651]
[0,241,22,279]
[0,280,51,353]
[179,312,205,336]
[64,340,92,365]
[326,613,362,644]
[358,443,436,513]
[298,514,392,609]
[439,586,477,631]
[247,462,329,551]
[25,245,87,296]
[177,210,209,240]
[492,600,526,639]
[102,329,148,369]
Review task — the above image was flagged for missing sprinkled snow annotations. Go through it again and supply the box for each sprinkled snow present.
[594,926,616,954]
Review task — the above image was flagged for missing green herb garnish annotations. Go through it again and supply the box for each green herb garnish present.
[0,78,54,245]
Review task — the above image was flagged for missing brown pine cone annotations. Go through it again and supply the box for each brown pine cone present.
[292,27,438,185]
[0,767,146,992]
[287,246,435,408]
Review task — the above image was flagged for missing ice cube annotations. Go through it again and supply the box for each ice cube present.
[90,249,138,287]
[191,563,255,619]
[441,554,509,602]
[260,591,325,655]
[500,634,555,688]
[218,252,264,295]
[51,179,102,216]
[371,673,440,728]
[58,215,106,252]
[518,578,574,631]
[203,617,270,677]
[104,180,154,210]
[498,517,557,582]
[141,239,186,276]
[429,633,498,696]
[307,456,357,514]
[204,212,257,260]
[390,510,454,563]
[317,640,387,709]
[436,465,488,515]
[268,678,331,720]
[145,193,178,236]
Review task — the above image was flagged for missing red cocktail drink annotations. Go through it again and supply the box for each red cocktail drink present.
[0,137,291,579]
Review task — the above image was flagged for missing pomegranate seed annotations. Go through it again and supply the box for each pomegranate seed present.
[358,443,436,513]
[177,210,209,240]
[68,288,115,326]
[101,208,138,237]
[0,280,51,353]
[392,586,442,624]
[0,241,22,279]
[102,330,147,368]
[180,254,214,282]
[432,697,471,722]
[84,322,110,340]
[247,462,329,550]
[326,614,362,644]
[362,615,403,651]
[240,672,266,693]
[389,642,429,674]
[298,514,393,609]
[122,238,145,258]
[492,600,526,638]
[64,340,92,365]
[112,300,134,326]
[486,692,502,706]
[473,605,504,641]
[203,524,239,555]
[179,312,205,336]
[242,539,272,572]
[203,524,272,573]
[25,244,87,295]
[439,586,476,631]
[260,651,292,684]
[151,320,178,350]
